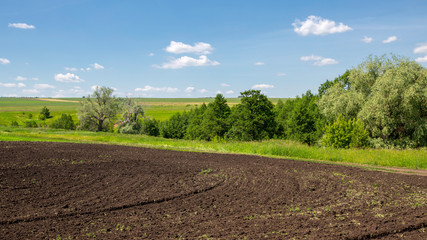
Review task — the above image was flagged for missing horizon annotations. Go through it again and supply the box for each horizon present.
[1,0,427,98]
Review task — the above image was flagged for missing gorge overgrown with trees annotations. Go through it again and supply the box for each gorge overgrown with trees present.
[73,54,426,149]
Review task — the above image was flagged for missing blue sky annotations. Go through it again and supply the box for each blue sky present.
[1,0,426,98]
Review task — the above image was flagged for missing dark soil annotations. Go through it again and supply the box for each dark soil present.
[0,141,426,239]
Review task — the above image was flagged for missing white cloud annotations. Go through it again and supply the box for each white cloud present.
[300,55,338,66]
[198,89,208,93]
[362,36,373,43]
[8,23,35,29]
[276,72,287,77]
[166,41,213,55]
[216,90,222,94]
[220,83,230,87]
[135,85,179,93]
[149,53,155,57]
[292,16,352,36]
[23,89,40,94]
[415,55,427,63]
[32,77,39,81]
[252,84,274,89]
[34,84,55,89]
[0,82,26,88]
[255,62,265,66]
[184,86,195,93]
[0,58,10,64]
[414,42,427,54]
[382,36,397,43]
[65,67,78,71]
[15,76,27,81]
[54,73,84,83]
[154,55,220,69]
[92,63,104,70]
[225,90,234,94]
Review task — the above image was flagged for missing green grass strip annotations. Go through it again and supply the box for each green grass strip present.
[0,126,426,170]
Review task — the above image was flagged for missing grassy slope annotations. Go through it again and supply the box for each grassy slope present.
[0,126,425,170]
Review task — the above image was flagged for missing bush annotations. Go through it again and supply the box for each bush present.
[141,118,160,136]
[39,106,51,120]
[25,120,38,128]
[11,120,19,127]
[50,114,76,130]
[322,115,369,148]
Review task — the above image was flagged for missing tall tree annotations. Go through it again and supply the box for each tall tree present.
[77,86,119,132]
[117,98,144,134]
[226,90,276,141]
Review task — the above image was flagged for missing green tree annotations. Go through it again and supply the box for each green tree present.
[226,90,276,141]
[318,70,350,96]
[160,111,190,139]
[140,117,160,136]
[319,54,427,147]
[284,91,324,145]
[117,98,144,134]
[39,106,51,120]
[185,104,207,139]
[197,94,231,141]
[77,86,119,132]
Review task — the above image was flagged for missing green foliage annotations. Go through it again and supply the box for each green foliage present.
[77,86,119,132]
[226,90,276,141]
[187,94,231,141]
[117,98,144,134]
[25,120,38,128]
[322,115,369,148]
[39,106,51,120]
[50,114,76,130]
[140,117,160,136]
[277,91,324,145]
[28,113,33,119]
[318,70,350,96]
[160,112,190,139]
[10,120,19,127]
[319,54,427,147]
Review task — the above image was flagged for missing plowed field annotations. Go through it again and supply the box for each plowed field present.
[1,142,426,239]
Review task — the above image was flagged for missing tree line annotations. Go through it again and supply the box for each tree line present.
[29,54,426,149]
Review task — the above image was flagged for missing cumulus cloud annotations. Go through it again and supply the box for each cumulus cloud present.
[135,85,179,93]
[54,73,84,83]
[149,53,155,57]
[0,58,10,64]
[8,23,35,29]
[414,42,427,54]
[22,89,40,94]
[65,67,78,71]
[415,55,427,63]
[362,36,373,43]
[292,16,352,36]
[300,55,338,66]
[198,89,208,93]
[184,86,195,93]
[382,36,397,43]
[225,90,234,94]
[0,82,26,87]
[166,41,213,55]
[32,77,39,81]
[276,72,287,77]
[92,63,104,70]
[252,84,274,89]
[15,76,27,81]
[220,83,230,87]
[34,84,55,89]
[154,55,219,69]
[255,62,265,66]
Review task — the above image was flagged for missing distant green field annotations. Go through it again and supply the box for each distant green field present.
[0,97,289,125]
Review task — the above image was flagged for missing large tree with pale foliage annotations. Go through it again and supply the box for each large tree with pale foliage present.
[78,86,119,132]
[319,54,427,147]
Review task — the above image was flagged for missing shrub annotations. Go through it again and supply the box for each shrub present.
[50,114,76,130]
[39,106,51,120]
[25,120,38,128]
[141,118,160,136]
[11,120,19,127]
[322,115,369,148]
